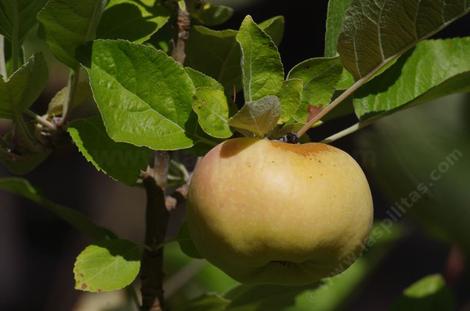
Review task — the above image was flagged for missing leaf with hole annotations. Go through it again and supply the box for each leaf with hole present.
[89,40,195,151]
[74,239,141,292]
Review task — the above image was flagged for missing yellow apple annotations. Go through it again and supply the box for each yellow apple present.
[187,138,373,285]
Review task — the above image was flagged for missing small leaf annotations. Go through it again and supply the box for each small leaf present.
[190,3,234,26]
[277,79,303,123]
[324,0,353,57]
[287,57,343,115]
[229,96,280,137]
[391,274,456,311]
[74,239,141,292]
[338,0,470,79]
[186,16,285,93]
[97,0,170,43]
[186,68,232,139]
[68,116,152,185]
[0,143,50,175]
[38,0,106,68]
[237,16,284,102]
[89,39,195,150]
[47,80,92,117]
[0,177,114,240]
[0,53,48,119]
[0,0,47,43]
[354,38,470,119]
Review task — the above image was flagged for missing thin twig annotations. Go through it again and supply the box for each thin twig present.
[25,110,57,131]
[0,35,7,78]
[171,0,191,64]
[321,119,375,143]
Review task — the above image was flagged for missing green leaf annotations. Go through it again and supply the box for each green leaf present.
[47,80,92,117]
[173,294,230,311]
[186,16,285,93]
[354,38,470,119]
[89,39,195,150]
[97,0,170,43]
[391,274,456,311]
[0,177,114,240]
[190,3,234,26]
[0,53,48,119]
[0,0,47,43]
[287,57,343,119]
[277,79,303,123]
[74,239,141,292]
[324,0,353,57]
[68,116,151,185]
[38,0,106,68]
[237,16,284,102]
[338,0,470,80]
[186,68,232,139]
[229,95,280,137]
[0,145,50,175]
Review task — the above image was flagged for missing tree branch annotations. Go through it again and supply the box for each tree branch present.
[140,177,169,311]
[171,0,191,64]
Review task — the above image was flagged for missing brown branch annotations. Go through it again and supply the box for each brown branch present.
[171,0,191,65]
[140,177,170,311]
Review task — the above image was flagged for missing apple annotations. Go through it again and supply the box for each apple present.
[187,138,373,285]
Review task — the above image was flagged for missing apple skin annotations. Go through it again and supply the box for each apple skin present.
[187,138,373,285]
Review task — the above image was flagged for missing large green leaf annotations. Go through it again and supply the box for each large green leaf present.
[354,38,470,119]
[0,53,48,119]
[89,40,195,150]
[338,0,470,80]
[186,16,285,93]
[391,274,456,311]
[68,116,151,185]
[278,79,303,123]
[0,177,113,240]
[237,16,284,102]
[324,0,352,57]
[97,0,170,43]
[38,0,106,68]
[186,68,232,139]
[229,95,280,137]
[287,57,343,119]
[0,0,47,43]
[74,239,141,293]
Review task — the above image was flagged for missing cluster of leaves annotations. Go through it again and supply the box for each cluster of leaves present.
[0,0,469,309]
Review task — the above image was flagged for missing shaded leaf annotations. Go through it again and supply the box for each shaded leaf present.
[229,96,280,137]
[47,80,92,117]
[354,38,470,119]
[186,16,285,93]
[287,57,343,120]
[97,0,170,43]
[173,294,230,311]
[277,79,303,123]
[0,177,114,240]
[338,0,470,79]
[74,239,141,292]
[89,40,194,150]
[324,0,353,57]
[38,0,106,68]
[186,68,232,139]
[68,116,151,185]
[177,221,203,259]
[0,0,47,43]
[0,142,50,175]
[391,274,455,311]
[237,16,284,102]
[0,53,48,119]
[190,2,233,26]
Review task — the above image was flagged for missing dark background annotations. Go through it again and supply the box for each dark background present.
[0,1,469,310]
